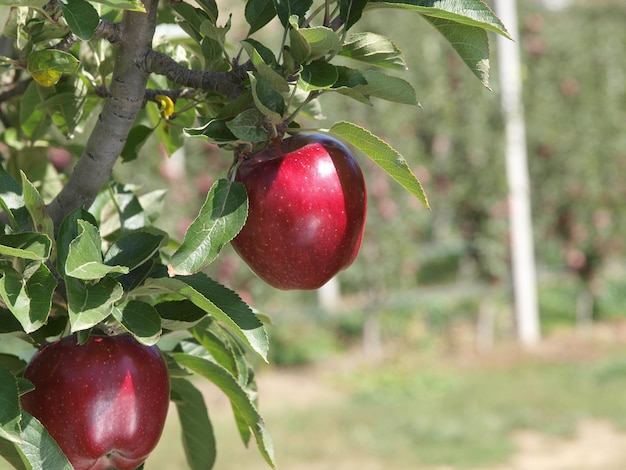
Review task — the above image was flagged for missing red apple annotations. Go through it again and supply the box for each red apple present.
[21,334,170,470]
[232,133,367,290]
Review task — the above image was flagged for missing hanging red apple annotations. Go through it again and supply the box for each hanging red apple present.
[21,334,170,470]
[232,133,367,290]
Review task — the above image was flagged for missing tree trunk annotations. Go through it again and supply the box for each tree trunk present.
[46,0,159,230]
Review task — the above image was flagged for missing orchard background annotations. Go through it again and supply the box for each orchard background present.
[2,0,626,469]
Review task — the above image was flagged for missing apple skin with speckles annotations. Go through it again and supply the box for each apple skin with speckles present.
[232,133,367,290]
[21,334,170,470]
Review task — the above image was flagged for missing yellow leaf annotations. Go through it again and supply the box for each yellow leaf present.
[30,69,63,87]
[155,94,175,119]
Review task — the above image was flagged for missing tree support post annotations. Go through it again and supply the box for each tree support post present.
[495,0,541,346]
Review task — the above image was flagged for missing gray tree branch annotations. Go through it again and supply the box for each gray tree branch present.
[138,49,252,99]
[46,1,159,230]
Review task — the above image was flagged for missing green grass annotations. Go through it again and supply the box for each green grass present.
[141,342,626,470]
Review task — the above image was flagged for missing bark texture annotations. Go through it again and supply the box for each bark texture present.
[46,1,159,229]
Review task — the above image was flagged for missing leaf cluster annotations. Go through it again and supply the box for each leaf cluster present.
[0,170,274,469]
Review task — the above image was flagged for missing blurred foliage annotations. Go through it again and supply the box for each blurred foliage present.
[146,342,626,469]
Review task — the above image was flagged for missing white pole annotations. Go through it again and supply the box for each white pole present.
[495,0,541,346]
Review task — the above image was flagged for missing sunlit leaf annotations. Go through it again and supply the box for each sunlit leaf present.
[56,208,98,278]
[289,21,342,62]
[330,121,429,207]
[354,69,417,105]
[340,32,407,70]
[0,412,73,470]
[0,264,56,334]
[365,0,510,87]
[88,0,146,11]
[20,172,54,241]
[65,220,129,280]
[66,276,124,331]
[0,233,51,261]
[366,0,510,37]
[169,179,248,276]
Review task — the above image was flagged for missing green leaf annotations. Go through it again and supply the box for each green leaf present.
[354,69,417,105]
[139,274,269,361]
[299,61,339,92]
[0,363,21,443]
[61,0,99,40]
[0,233,52,261]
[112,300,162,346]
[88,0,145,11]
[0,264,56,334]
[0,311,23,334]
[329,121,429,207]
[0,412,73,470]
[366,0,510,37]
[169,179,248,276]
[340,32,408,70]
[20,172,54,241]
[27,50,79,87]
[95,182,150,235]
[241,40,289,93]
[65,220,129,280]
[338,0,369,30]
[365,0,510,87]
[423,16,491,88]
[0,166,23,211]
[248,73,285,123]
[0,354,27,376]
[225,107,269,142]
[104,227,168,271]
[245,0,276,35]
[56,207,98,278]
[191,321,240,379]
[121,125,154,163]
[156,300,208,331]
[0,0,48,6]
[289,22,342,62]
[66,276,124,331]
[184,118,238,144]
[171,377,216,470]
[172,353,275,468]
[196,0,218,22]
[199,19,231,70]
[332,66,369,104]
[272,0,312,27]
